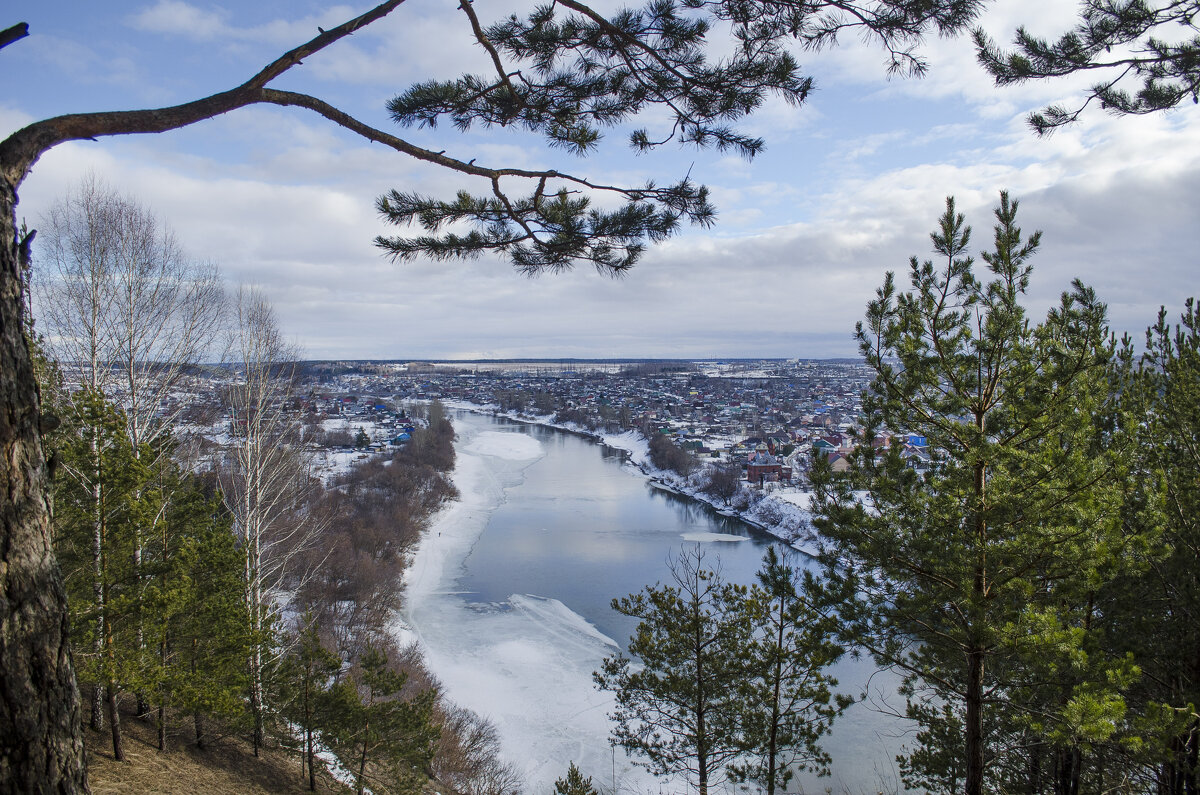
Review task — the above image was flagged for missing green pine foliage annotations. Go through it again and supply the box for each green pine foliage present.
[49,389,253,755]
[729,547,850,795]
[1103,299,1200,793]
[974,0,1200,134]
[133,458,254,750]
[595,545,752,795]
[373,0,983,273]
[811,193,1137,795]
[51,390,149,756]
[277,618,343,791]
[596,545,847,795]
[326,644,440,795]
[166,476,255,748]
[554,761,599,795]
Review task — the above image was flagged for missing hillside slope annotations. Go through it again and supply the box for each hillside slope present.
[84,712,346,795]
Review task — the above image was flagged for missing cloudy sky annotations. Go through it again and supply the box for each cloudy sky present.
[5,0,1199,359]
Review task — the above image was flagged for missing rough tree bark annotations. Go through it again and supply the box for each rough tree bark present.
[0,179,87,791]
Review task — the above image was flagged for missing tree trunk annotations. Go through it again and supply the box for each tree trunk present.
[91,684,104,733]
[104,615,123,762]
[105,683,123,762]
[0,182,88,790]
[357,729,370,795]
[307,725,316,792]
[766,596,783,795]
[192,638,204,750]
[1054,745,1081,795]
[965,443,987,795]
[965,646,985,795]
[304,683,317,792]
[90,452,104,732]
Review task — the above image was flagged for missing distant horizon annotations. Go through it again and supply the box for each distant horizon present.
[293,356,866,364]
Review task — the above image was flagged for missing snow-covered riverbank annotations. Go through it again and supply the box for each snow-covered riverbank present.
[441,400,822,556]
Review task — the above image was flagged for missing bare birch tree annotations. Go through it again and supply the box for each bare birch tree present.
[36,177,128,732]
[37,176,226,447]
[219,287,323,754]
[35,176,226,725]
[36,174,120,394]
[101,182,224,717]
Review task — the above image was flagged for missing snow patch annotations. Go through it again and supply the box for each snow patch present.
[600,429,650,468]
[680,532,749,543]
[463,431,544,460]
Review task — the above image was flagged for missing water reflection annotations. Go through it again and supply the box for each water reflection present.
[435,410,905,793]
[647,484,756,537]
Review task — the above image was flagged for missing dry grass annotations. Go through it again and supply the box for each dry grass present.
[83,702,348,795]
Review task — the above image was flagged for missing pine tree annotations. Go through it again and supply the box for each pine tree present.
[51,390,149,760]
[159,471,254,751]
[278,617,342,791]
[811,193,1135,795]
[729,547,850,794]
[594,545,751,795]
[554,761,599,795]
[1104,298,1200,793]
[327,644,440,795]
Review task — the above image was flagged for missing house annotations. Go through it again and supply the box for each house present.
[746,444,782,485]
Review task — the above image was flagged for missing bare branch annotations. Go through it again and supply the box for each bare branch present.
[0,1,408,188]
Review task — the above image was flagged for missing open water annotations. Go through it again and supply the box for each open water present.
[402,410,908,794]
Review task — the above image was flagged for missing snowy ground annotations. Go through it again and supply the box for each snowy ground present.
[311,417,394,483]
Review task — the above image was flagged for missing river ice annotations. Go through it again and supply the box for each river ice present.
[679,531,749,543]
[463,430,546,460]
[400,428,663,794]
[399,418,908,794]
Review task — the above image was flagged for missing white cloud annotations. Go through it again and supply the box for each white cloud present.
[128,0,229,39]
[127,1,360,45]
[11,0,1199,360]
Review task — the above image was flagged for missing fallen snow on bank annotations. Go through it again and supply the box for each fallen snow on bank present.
[774,490,816,511]
[401,449,502,603]
[599,429,651,468]
[463,430,544,460]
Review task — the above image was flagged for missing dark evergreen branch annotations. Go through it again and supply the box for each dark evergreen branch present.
[974,0,1200,134]
[0,22,28,51]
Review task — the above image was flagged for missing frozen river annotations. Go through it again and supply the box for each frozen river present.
[401,410,908,794]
